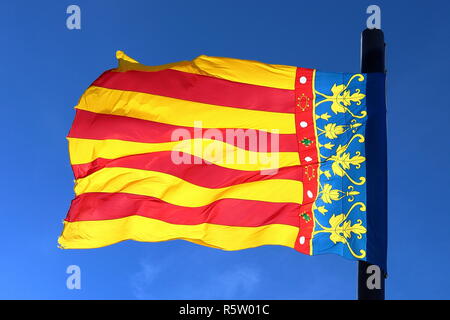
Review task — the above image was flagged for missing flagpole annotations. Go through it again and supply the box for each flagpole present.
[357,28,387,300]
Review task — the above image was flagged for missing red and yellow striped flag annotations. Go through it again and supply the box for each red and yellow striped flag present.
[59,51,377,265]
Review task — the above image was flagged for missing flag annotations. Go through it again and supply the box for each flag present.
[59,51,386,269]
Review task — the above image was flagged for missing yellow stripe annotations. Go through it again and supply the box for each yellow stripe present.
[77,86,295,134]
[74,167,304,207]
[115,51,297,90]
[68,137,300,171]
[171,56,297,90]
[58,216,298,249]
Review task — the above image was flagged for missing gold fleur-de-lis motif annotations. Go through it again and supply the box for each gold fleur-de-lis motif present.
[328,134,366,185]
[311,73,368,260]
[323,123,345,139]
[316,113,331,121]
[320,184,341,204]
[313,202,367,258]
[319,184,360,203]
[318,142,335,150]
[317,121,363,140]
[345,186,360,202]
[315,74,366,118]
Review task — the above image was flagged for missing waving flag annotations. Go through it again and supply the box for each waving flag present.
[59,51,386,268]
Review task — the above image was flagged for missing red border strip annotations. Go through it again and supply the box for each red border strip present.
[294,68,318,255]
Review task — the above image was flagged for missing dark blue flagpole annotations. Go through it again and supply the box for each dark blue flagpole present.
[357,28,387,300]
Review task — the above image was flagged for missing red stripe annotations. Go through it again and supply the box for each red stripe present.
[72,151,301,188]
[91,69,294,113]
[68,109,298,152]
[66,192,301,227]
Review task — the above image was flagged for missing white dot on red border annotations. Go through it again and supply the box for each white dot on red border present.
[299,76,307,84]
[307,190,313,198]
[305,156,312,162]
[299,236,305,244]
[300,121,308,128]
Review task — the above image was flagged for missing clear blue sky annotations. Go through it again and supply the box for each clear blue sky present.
[1,0,449,299]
